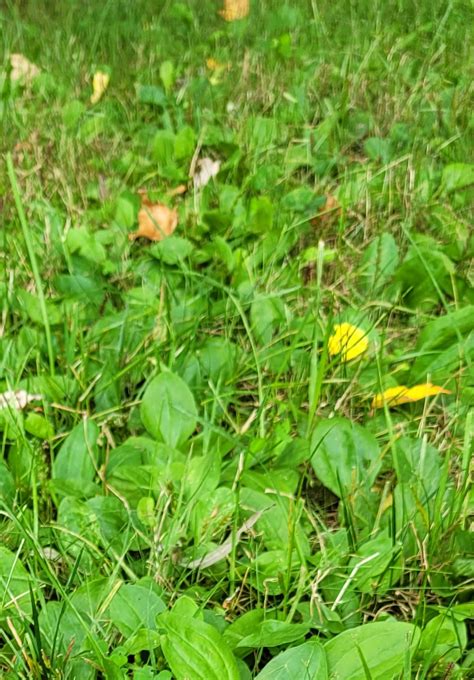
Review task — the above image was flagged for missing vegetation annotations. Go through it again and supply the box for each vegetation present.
[1,0,473,677]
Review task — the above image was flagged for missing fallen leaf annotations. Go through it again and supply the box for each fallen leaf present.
[311,194,341,229]
[10,53,40,83]
[0,390,43,410]
[219,0,249,21]
[90,70,110,104]
[192,157,221,190]
[129,191,178,242]
[182,510,265,569]
[167,184,188,197]
[328,322,369,361]
[372,383,451,409]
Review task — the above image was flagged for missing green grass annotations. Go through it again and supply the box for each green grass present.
[1,0,473,678]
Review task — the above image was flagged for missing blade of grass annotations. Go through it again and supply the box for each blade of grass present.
[6,153,55,375]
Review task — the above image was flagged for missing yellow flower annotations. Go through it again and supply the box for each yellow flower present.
[328,322,369,361]
[90,71,110,104]
[372,383,451,409]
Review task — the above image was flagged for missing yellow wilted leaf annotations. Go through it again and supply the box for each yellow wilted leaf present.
[372,383,451,409]
[10,53,40,83]
[129,191,178,242]
[328,322,369,361]
[90,71,110,104]
[405,384,451,401]
[371,386,410,409]
[219,0,249,21]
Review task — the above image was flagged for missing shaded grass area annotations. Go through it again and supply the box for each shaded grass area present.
[1,0,473,678]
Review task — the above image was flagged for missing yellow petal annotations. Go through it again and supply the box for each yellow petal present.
[405,383,451,401]
[372,383,451,409]
[328,322,369,361]
[371,386,410,409]
[219,0,249,21]
[206,58,221,71]
[90,71,110,104]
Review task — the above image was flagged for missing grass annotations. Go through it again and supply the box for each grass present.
[1,0,473,678]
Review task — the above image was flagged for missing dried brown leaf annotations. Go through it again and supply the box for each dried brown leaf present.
[311,194,341,228]
[10,53,40,83]
[129,191,178,242]
[219,0,249,21]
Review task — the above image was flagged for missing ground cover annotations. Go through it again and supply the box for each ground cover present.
[1,0,473,677]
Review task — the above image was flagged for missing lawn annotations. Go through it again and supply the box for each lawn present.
[1,0,473,677]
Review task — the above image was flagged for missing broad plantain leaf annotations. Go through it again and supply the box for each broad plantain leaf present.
[159,609,239,680]
[52,419,99,488]
[254,640,328,679]
[311,418,381,497]
[325,621,419,679]
[141,372,197,448]
[358,233,399,293]
[109,583,166,636]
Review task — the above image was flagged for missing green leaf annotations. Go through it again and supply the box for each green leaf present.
[311,418,381,497]
[249,196,274,233]
[236,620,311,649]
[109,584,166,636]
[17,289,62,326]
[417,613,467,666]
[363,137,392,163]
[66,226,107,265]
[52,419,100,487]
[114,193,138,228]
[223,609,266,651]
[137,84,166,106]
[152,129,176,167]
[359,233,399,293]
[0,462,15,507]
[24,412,54,440]
[415,305,474,352]
[38,601,88,656]
[159,609,239,680]
[347,530,400,595]
[160,60,175,94]
[411,330,474,384]
[250,296,286,345]
[174,126,196,161]
[441,162,474,193]
[122,628,161,655]
[325,621,420,679]
[61,99,85,128]
[254,640,328,679]
[141,372,197,448]
[0,547,33,622]
[150,236,193,264]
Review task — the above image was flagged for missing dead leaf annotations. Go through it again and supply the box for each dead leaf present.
[10,53,40,83]
[167,184,188,198]
[311,194,341,229]
[219,0,249,21]
[0,390,43,410]
[182,509,266,569]
[129,191,178,242]
[193,157,221,190]
[90,70,110,104]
